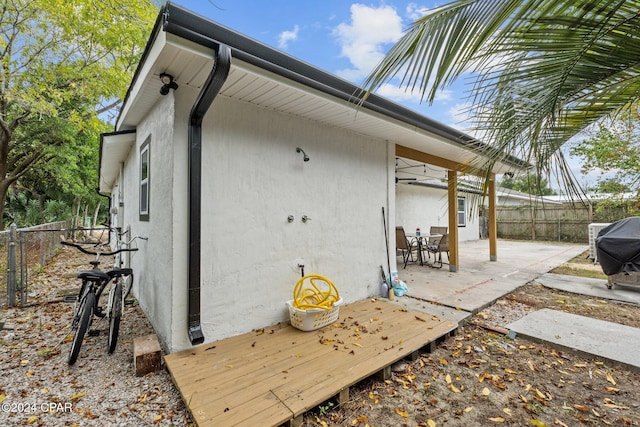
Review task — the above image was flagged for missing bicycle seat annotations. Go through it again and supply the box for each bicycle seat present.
[107,268,133,278]
[77,270,109,282]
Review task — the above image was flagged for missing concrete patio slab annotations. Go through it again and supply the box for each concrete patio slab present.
[507,308,640,371]
[386,296,472,325]
[537,273,640,305]
[400,240,587,313]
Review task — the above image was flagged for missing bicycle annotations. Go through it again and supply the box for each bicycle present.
[109,227,147,301]
[62,240,138,365]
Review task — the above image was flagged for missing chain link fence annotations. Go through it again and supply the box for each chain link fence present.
[0,221,73,307]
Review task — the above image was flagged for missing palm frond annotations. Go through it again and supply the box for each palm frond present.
[363,0,640,196]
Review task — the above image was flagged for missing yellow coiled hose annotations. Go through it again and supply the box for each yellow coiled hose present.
[292,274,340,310]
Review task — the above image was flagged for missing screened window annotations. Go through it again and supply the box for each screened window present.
[140,136,150,221]
[457,197,466,227]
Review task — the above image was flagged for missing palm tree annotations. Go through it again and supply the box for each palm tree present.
[363,0,640,197]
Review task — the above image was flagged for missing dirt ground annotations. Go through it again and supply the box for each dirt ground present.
[2,248,640,426]
[300,253,640,427]
[0,246,191,426]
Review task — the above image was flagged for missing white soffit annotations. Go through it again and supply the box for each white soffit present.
[117,32,214,130]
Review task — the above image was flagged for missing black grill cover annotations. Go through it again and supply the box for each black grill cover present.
[596,217,640,276]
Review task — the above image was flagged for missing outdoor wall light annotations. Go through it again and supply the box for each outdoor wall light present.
[159,72,178,95]
[504,171,514,178]
[296,147,309,162]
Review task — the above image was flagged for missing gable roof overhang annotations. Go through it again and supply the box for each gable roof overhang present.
[102,1,527,190]
[99,130,136,192]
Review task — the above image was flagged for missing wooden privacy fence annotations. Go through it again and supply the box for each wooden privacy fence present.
[494,204,635,243]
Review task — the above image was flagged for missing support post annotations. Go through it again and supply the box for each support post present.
[7,223,16,307]
[489,173,497,261]
[447,170,459,272]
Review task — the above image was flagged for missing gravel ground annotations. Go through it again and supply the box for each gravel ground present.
[0,248,192,426]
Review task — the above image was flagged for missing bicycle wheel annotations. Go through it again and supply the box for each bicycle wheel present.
[69,291,95,365]
[107,282,122,354]
[123,272,134,300]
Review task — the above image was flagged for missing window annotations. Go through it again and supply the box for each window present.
[139,136,150,221]
[457,197,466,227]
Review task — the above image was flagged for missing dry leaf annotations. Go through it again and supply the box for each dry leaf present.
[352,416,368,425]
[606,372,616,385]
[530,420,546,427]
[153,414,163,424]
[574,405,588,413]
[26,416,38,424]
[489,417,505,422]
[70,391,86,401]
[554,419,568,427]
[448,384,461,393]
[604,386,619,393]
[464,407,474,413]
[445,374,452,384]
[503,408,512,417]
[427,420,436,427]
[482,388,491,396]
[0,394,5,403]
[353,343,363,348]
[395,408,408,418]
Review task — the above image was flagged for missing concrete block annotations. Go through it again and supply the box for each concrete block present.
[133,334,162,377]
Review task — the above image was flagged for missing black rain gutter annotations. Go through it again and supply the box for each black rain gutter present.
[162,5,231,345]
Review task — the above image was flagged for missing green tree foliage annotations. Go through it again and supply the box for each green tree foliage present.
[499,173,556,196]
[570,109,640,194]
[0,0,158,228]
[363,1,640,199]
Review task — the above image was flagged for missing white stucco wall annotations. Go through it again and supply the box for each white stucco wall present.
[169,95,391,347]
[117,94,177,351]
[395,183,480,243]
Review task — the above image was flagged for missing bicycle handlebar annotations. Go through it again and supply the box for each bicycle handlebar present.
[61,240,139,256]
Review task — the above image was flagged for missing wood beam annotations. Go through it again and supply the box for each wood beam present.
[396,145,485,177]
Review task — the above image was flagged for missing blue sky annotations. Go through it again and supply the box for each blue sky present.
[175,1,461,126]
[173,1,602,189]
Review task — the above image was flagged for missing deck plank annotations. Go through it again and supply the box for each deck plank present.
[165,298,457,427]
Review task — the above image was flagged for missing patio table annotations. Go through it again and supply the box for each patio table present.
[406,232,441,266]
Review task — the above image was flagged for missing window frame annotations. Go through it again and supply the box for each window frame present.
[457,196,466,227]
[139,136,150,221]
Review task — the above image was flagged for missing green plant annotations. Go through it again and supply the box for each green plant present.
[318,401,334,417]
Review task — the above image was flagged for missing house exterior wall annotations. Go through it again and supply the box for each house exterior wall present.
[115,93,178,351]
[395,183,480,243]
[160,95,391,348]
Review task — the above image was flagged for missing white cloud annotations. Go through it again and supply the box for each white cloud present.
[333,4,403,81]
[405,3,431,20]
[278,25,299,49]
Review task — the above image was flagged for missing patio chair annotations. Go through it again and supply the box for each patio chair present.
[426,233,449,268]
[396,226,418,269]
[424,226,447,261]
[429,226,447,236]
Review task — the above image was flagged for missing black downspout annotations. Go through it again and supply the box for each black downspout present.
[187,45,231,345]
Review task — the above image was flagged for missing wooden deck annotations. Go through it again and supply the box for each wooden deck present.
[165,298,458,427]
